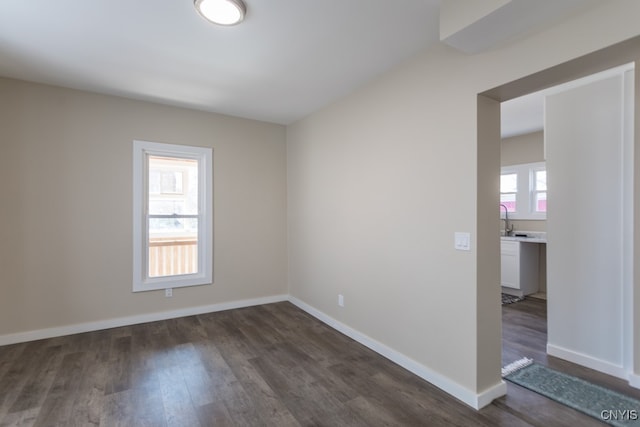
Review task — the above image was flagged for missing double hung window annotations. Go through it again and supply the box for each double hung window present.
[133,140,213,292]
[500,161,546,220]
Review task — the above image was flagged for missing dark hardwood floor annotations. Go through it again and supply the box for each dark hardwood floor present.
[1,300,638,426]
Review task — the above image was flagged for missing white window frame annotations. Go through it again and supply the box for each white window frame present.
[133,140,213,292]
[500,161,546,220]
[530,165,547,215]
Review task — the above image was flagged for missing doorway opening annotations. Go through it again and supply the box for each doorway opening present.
[478,35,640,396]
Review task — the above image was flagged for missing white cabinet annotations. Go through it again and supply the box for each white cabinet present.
[501,240,539,297]
[500,240,519,288]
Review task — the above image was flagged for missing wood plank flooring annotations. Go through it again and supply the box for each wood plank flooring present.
[1,300,638,426]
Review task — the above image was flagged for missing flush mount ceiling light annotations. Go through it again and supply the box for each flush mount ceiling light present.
[194,0,246,26]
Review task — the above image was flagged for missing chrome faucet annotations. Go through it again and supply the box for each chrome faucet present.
[500,204,514,236]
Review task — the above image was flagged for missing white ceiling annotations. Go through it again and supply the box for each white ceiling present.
[0,0,440,125]
[501,92,545,139]
[0,1,601,127]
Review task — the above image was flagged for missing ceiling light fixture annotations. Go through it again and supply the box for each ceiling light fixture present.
[194,0,246,26]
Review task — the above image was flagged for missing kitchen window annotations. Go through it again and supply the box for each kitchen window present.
[500,161,546,220]
[133,140,213,292]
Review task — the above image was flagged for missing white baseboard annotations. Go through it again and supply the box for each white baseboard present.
[288,296,505,410]
[0,294,288,346]
[628,373,640,389]
[547,343,627,379]
[477,381,508,409]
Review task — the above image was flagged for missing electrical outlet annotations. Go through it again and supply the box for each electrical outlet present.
[338,294,344,307]
[165,288,173,297]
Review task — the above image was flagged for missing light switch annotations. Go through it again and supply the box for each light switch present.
[454,232,471,251]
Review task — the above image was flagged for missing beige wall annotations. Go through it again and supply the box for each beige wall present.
[501,131,544,166]
[287,0,640,399]
[0,78,287,336]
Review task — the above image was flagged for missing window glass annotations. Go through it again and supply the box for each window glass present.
[535,170,547,191]
[500,173,517,212]
[535,192,547,212]
[500,173,517,193]
[147,156,199,278]
[500,194,516,212]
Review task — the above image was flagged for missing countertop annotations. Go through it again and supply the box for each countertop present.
[500,232,546,243]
